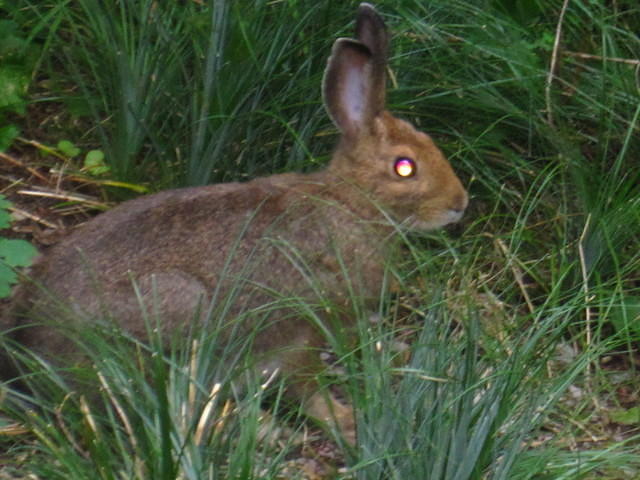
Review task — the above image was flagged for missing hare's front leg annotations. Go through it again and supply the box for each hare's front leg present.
[303,387,356,446]
[270,339,356,446]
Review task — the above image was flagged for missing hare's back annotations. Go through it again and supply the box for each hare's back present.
[28,180,293,303]
[19,170,385,336]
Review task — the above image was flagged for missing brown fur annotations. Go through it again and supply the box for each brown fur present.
[1,4,467,444]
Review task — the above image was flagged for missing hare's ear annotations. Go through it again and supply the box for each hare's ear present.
[355,3,388,111]
[355,3,389,62]
[323,38,383,140]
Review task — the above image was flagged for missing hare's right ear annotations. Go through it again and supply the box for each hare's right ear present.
[323,39,383,140]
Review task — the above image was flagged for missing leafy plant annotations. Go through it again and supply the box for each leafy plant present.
[0,194,38,297]
[57,139,109,176]
[0,19,38,151]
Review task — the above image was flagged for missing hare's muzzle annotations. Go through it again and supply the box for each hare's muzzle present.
[449,189,469,222]
[432,185,469,228]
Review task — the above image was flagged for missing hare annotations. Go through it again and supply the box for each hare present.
[1,3,467,444]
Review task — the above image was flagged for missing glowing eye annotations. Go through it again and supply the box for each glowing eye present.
[394,157,416,178]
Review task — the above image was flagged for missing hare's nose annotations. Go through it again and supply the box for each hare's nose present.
[451,190,469,214]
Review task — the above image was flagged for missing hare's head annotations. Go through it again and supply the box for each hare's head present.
[323,3,468,230]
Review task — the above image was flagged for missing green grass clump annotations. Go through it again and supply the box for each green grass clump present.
[2,325,295,479]
[8,0,350,190]
[1,281,619,479]
[1,0,639,478]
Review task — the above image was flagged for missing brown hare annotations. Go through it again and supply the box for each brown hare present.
[1,3,467,444]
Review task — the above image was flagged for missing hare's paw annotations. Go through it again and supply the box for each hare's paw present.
[305,391,356,446]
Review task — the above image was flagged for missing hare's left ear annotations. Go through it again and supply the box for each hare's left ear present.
[323,39,381,140]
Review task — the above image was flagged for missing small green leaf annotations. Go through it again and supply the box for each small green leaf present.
[0,124,19,151]
[610,295,640,338]
[0,20,29,58]
[0,193,11,209]
[0,209,10,229]
[0,194,12,228]
[0,66,29,111]
[84,149,110,175]
[57,139,81,157]
[0,238,39,267]
[0,262,16,298]
[610,407,640,425]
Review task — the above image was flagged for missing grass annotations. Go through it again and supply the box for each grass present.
[0,265,617,479]
[24,0,346,190]
[2,0,640,478]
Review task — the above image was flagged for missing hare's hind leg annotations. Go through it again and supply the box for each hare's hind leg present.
[121,271,210,337]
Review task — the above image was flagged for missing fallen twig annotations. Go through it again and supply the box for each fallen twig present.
[0,151,49,183]
[17,188,110,210]
[546,0,571,127]
[494,237,535,315]
[8,205,58,229]
[17,137,66,161]
[578,214,593,351]
[578,214,601,411]
[564,51,640,66]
